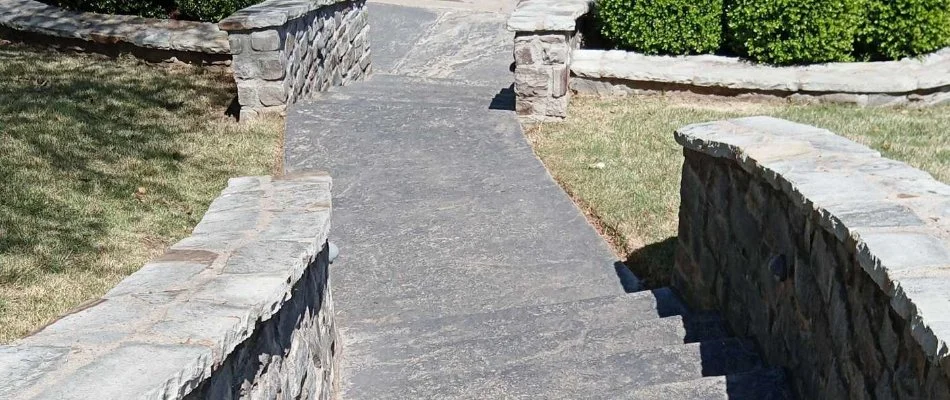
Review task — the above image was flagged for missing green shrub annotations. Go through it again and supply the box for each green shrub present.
[858,0,950,60]
[175,0,262,22]
[40,0,262,21]
[42,0,174,19]
[725,0,865,65]
[597,0,724,55]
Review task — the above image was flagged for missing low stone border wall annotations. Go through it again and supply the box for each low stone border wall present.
[0,0,230,64]
[220,0,371,120]
[0,173,338,400]
[1,0,372,120]
[673,117,950,399]
[572,49,950,108]
[506,0,950,120]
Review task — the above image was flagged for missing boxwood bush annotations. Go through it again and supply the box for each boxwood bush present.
[858,0,950,60]
[46,0,174,19]
[595,0,950,64]
[596,0,724,55]
[40,0,261,21]
[175,0,262,22]
[725,0,865,64]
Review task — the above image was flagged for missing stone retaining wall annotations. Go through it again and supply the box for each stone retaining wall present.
[0,173,338,400]
[673,117,950,399]
[220,0,371,120]
[571,49,950,108]
[506,0,950,120]
[0,0,230,64]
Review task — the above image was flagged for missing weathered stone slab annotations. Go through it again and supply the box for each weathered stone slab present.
[570,48,950,95]
[506,0,591,31]
[0,0,229,54]
[0,346,70,399]
[36,343,212,400]
[0,173,335,399]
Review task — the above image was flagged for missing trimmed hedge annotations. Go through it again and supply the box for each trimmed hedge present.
[726,0,864,64]
[175,0,262,22]
[597,0,724,55]
[47,0,174,19]
[595,0,950,65]
[40,0,261,22]
[859,0,950,60]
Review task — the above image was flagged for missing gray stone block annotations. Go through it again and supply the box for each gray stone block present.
[236,80,262,106]
[258,82,287,106]
[224,240,313,274]
[250,29,282,52]
[228,35,247,55]
[35,343,212,400]
[258,58,285,80]
[0,346,70,399]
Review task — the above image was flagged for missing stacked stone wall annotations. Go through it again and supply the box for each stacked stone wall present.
[0,173,338,400]
[673,117,950,399]
[221,0,371,120]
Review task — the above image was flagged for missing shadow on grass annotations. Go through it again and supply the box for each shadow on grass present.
[0,43,237,281]
[624,236,678,289]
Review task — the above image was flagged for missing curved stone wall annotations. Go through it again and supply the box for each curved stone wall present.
[571,49,950,108]
[0,172,337,400]
[506,0,950,120]
[673,117,950,399]
[0,0,230,64]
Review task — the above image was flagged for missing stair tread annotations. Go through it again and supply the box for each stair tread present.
[345,288,701,343]
[345,290,729,368]
[618,367,792,400]
[314,74,514,107]
[343,337,763,399]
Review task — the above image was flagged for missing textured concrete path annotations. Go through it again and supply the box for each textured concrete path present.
[285,0,631,331]
[284,3,790,398]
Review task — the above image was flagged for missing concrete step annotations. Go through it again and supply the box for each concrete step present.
[343,337,764,399]
[619,367,793,400]
[323,73,512,107]
[344,288,720,355]
[346,314,731,379]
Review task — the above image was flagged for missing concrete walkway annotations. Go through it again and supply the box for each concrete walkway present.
[284,3,790,398]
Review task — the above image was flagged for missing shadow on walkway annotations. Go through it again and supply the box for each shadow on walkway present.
[488,85,515,111]
[624,236,678,289]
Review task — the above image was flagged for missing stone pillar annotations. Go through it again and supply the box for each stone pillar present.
[220,0,371,121]
[513,31,577,121]
[506,0,590,121]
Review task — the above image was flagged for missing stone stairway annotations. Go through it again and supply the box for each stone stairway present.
[284,72,792,399]
[282,3,792,398]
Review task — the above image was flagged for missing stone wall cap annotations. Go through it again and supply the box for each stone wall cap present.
[572,48,950,94]
[506,0,591,32]
[675,117,950,367]
[219,0,347,30]
[0,0,229,54]
[0,172,332,400]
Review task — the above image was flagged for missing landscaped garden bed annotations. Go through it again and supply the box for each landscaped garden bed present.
[507,0,950,120]
[527,95,950,288]
[0,42,282,343]
[593,0,950,64]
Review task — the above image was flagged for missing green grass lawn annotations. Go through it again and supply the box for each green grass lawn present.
[0,42,283,343]
[527,95,950,288]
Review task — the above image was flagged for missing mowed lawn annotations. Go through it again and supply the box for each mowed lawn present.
[0,42,283,343]
[527,95,950,288]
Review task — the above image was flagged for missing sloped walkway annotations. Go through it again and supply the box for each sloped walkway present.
[283,2,791,398]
